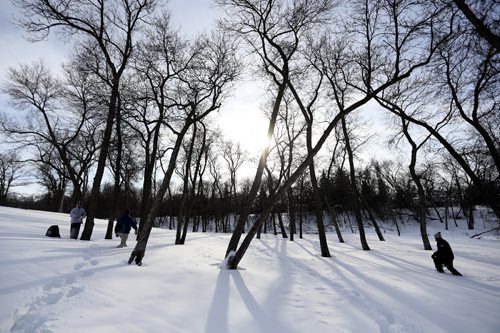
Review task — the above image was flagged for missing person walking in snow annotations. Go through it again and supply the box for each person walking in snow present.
[114,209,138,248]
[69,201,86,239]
[431,232,462,276]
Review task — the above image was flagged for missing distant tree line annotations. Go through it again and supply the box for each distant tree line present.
[0,0,498,267]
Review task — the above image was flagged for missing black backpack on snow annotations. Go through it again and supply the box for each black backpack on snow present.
[46,225,61,238]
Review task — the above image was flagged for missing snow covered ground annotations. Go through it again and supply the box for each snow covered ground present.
[0,206,499,333]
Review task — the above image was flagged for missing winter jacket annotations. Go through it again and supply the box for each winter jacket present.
[115,213,138,234]
[70,207,86,224]
[434,238,454,263]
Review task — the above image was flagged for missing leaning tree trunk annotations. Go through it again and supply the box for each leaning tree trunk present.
[325,196,344,243]
[225,81,287,258]
[342,117,370,250]
[128,123,192,265]
[277,213,288,238]
[362,200,385,241]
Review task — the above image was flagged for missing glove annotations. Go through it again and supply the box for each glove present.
[116,233,119,237]
[134,230,138,235]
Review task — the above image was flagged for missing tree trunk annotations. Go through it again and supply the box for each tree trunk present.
[309,160,331,257]
[401,118,432,251]
[467,203,475,230]
[176,124,197,245]
[105,95,123,240]
[325,196,344,243]
[363,201,385,242]
[393,213,401,236]
[138,163,153,238]
[415,186,431,249]
[128,122,192,265]
[81,83,120,240]
[299,202,303,239]
[57,180,66,213]
[272,214,278,235]
[287,188,296,241]
[341,117,370,250]
[450,0,500,61]
[277,212,288,239]
[225,80,287,258]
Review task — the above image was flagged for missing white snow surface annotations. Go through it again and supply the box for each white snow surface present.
[1,206,499,333]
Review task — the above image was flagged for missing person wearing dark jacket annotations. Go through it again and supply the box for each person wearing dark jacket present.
[432,232,462,276]
[114,209,138,248]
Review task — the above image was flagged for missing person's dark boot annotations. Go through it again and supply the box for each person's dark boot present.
[447,266,462,276]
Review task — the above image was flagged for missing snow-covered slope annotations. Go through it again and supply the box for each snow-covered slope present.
[1,206,499,333]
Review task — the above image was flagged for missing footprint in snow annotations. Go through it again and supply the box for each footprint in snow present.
[66,286,84,297]
[10,290,64,333]
[73,262,86,271]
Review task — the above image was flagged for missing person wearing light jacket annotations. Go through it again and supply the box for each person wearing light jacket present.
[69,201,86,239]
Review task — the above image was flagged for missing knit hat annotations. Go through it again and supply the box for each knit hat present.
[434,232,442,239]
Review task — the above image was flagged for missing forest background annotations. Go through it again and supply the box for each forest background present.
[0,0,498,265]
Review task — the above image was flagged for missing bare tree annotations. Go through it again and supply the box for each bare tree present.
[222,141,246,203]
[0,152,24,205]
[449,0,500,51]
[174,123,198,244]
[14,0,158,240]
[217,0,335,261]
[287,69,333,255]
[400,118,434,250]
[224,0,449,269]
[322,127,348,242]
[265,95,306,241]
[340,115,371,249]
[128,30,240,265]
[1,61,99,202]
[33,144,69,211]
[220,139,246,231]
[173,120,214,242]
[440,36,499,176]
[376,93,500,221]
[128,11,192,228]
[426,0,500,220]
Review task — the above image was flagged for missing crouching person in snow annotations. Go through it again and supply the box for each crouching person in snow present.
[432,232,462,276]
[114,209,138,248]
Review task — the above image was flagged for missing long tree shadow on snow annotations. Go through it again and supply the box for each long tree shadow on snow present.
[205,264,290,333]
[292,238,436,331]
